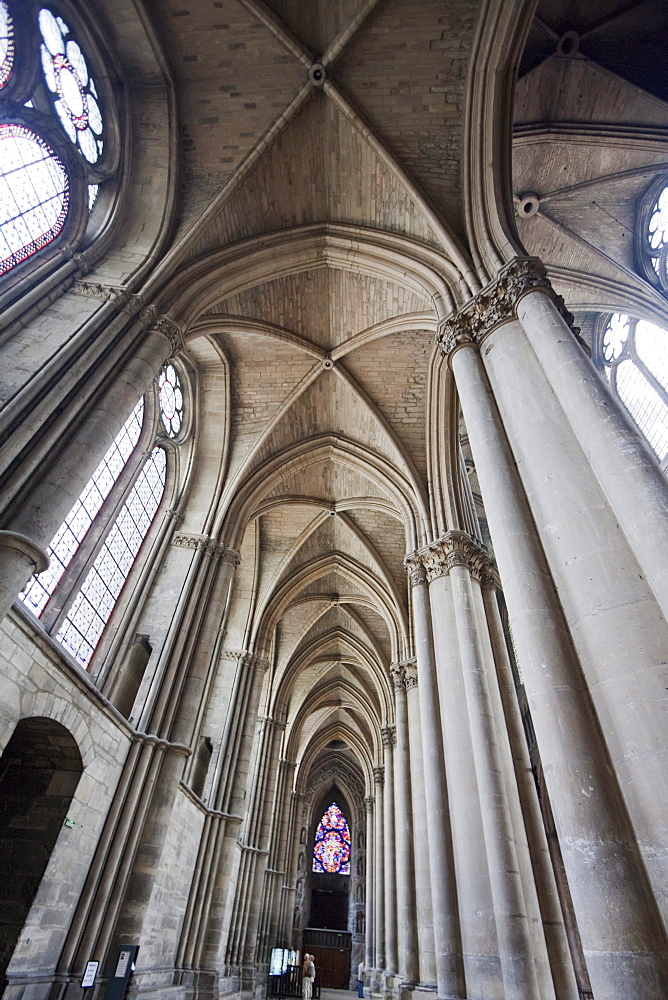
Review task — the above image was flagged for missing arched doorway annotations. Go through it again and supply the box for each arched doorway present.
[0,718,83,982]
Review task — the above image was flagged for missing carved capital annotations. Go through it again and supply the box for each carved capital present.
[409,531,496,584]
[373,766,385,786]
[390,664,405,691]
[219,547,241,566]
[364,795,375,811]
[280,758,297,771]
[404,552,427,587]
[403,661,418,690]
[381,724,396,749]
[139,305,186,356]
[436,257,582,362]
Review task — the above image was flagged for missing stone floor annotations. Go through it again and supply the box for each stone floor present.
[319,990,357,1000]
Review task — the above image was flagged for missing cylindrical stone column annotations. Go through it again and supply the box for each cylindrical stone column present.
[448,332,668,1000]
[446,545,541,1000]
[481,585,578,1000]
[427,562,500,999]
[373,766,385,976]
[405,663,437,987]
[405,563,463,999]
[364,795,374,974]
[391,666,419,984]
[0,316,182,622]
[517,286,668,620]
[382,726,398,976]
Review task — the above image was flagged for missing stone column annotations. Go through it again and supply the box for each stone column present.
[364,796,374,974]
[391,665,419,985]
[446,541,541,1000]
[373,766,385,977]
[440,303,668,999]
[425,557,500,999]
[382,726,398,976]
[517,281,668,621]
[0,313,183,622]
[404,663,436,988]
[481,310,668,924]
[481,585,578,1000]
[405,562,463,999]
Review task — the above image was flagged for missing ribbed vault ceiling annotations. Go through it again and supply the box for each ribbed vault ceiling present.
[148,0,668,791]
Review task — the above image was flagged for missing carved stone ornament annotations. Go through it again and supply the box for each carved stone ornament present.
[390,664,405,691]
[404,552,427,587]
[373,766,385,785]
[364,795,375,811]
[403,662,418,690]
[436,257,582,361]
[139,305,186,356]
[405,531,496,584]
[172,533,240,565]
[221,649,271,672]
[381,724,396,748]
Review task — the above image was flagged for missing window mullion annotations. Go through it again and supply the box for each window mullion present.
[40,448,150,633]
[632,352,668,410]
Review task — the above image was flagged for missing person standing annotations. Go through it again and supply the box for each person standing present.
[358,960,365,998]
[302,954,315,1000]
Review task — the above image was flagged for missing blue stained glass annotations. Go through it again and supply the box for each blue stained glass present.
[312,802,351,875]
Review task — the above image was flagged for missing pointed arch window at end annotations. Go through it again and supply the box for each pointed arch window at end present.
[313,802,351,875]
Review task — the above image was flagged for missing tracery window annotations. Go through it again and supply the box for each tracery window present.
[312,802,351,875]
[0,2,117,278]
[600,313,668,464]
[20,363,187,668]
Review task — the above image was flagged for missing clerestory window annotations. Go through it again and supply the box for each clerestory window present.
[639,178,668,293]
[0,2,118,280]
[19,363,187,668]
[599,313,668,467]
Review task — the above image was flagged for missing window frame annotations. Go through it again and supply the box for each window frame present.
[636,174,668,294]
[595,311,668,473]
[21,361,190,672]
[0,0,124,307]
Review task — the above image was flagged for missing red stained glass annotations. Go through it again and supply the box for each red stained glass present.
[0,123,69,275]
[312,802,351,875]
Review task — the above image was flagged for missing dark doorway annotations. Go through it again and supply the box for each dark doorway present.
[310,889,348,931]
[0,718,83,981]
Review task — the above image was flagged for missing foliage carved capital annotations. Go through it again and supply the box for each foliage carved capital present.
[436,257,581,361]
[373,766,385,786]
[381,724,396,748]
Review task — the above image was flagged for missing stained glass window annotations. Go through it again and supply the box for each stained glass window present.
[0,2,14,89]
[646,183,668,288]
[0,124,69,275]
[0,4,115,279]
[312,802,351,875]
[38,8,104,164]
[20,399,144,616]
[56,447,167,666]
[601,313,668,463]
[158,363,184,438]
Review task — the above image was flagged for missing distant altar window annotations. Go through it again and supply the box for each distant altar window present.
[313,802,351,875]
[600,313,668,465]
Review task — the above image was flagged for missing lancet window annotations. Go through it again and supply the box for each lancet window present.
[20,362,187,667]
[599,313,668,466]
[312,802,351,875]
[0,2,117,279]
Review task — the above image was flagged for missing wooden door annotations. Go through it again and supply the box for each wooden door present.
[310,944,350,989]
